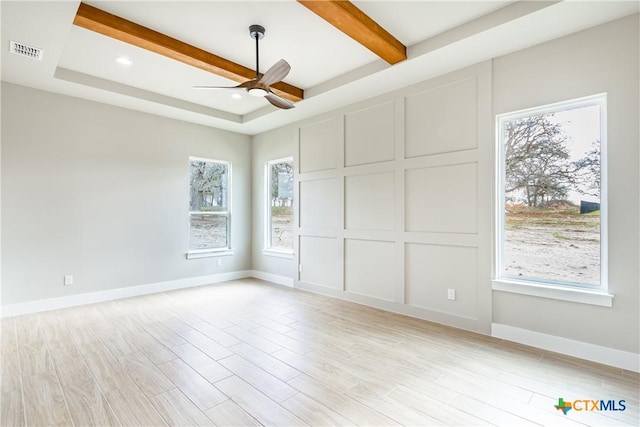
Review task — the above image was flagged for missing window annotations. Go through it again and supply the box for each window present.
[265,158,294,255]
[188,157,231,256]
[496,95,606,291]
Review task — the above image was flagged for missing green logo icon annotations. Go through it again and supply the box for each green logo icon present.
[555,398,572,415]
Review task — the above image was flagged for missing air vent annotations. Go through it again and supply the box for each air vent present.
[9,40,44,61]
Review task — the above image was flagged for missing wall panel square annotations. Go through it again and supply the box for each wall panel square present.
[405,163,477,233]
[345,239,395,301]
[299,178,339,229]
[405,77,477,158]
[345,172,395,231]
[299,118,339,173]
[300,236,340,289]
[405,243,477,318]
[345,101,395,167]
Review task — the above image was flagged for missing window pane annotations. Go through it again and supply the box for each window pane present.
[189,214,228,250]
[190,160,228,212]
[269,161,293,250]
[502,104,601,286]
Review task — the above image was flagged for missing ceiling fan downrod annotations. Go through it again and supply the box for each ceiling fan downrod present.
[249,25,265,80]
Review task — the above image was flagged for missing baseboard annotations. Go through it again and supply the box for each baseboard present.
[296,280,489,335]
[1,271,252,318]
[492,323,640,373]
[248,270,294,287]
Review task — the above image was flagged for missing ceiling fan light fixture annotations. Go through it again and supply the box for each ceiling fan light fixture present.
[248,87,268,97]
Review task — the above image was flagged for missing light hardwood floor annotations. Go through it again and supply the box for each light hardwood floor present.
[1,279,638,426]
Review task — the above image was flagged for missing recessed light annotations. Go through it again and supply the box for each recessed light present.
[231,93,242,99]
[115,56,132,66]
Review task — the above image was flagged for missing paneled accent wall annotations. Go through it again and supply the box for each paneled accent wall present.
[295,62,492,332]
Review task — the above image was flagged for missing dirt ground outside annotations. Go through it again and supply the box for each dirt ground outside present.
[189,209,293,251]
[503,206,601,286]
[189,215,227,249]
[270,207,293,250]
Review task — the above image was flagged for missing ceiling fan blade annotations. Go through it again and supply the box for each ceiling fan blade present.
[265,92,295,110]
[194,80,254,90]
[259,59,291,88]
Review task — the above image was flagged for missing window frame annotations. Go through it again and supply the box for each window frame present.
[493,94,612,306]
[264,157,294,258]
[187,156,233,259]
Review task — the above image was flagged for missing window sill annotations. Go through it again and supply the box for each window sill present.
[492,279,613,307]
[262,249,294,260]
[186,249,234,260]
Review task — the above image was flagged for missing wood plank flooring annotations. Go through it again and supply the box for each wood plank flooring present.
[1,279,638,426]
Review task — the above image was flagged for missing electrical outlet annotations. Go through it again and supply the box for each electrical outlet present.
[64,275,73,286]
[447,288,456,301]
[217,258,222,267]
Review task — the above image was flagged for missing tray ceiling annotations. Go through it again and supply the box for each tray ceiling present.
[2,1,638,135]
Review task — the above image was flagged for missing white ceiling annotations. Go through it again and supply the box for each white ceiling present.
[2,1,638,135]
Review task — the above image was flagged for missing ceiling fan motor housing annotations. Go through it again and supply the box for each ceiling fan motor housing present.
[249,25,265,40]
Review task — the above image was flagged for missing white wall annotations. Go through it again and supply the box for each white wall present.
[1,83,251,305]
[492,14,639,354]
[289,62,494,334]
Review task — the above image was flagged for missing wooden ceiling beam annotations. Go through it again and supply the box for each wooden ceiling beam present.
[297,0,406,65]
[73,2,303,102]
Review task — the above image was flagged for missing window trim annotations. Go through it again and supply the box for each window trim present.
[186,157,232,258]
[264,157,294,256]
[494,94,609,301]
[492,278,613,307]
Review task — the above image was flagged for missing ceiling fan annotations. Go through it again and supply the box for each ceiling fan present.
[195,25,294,110]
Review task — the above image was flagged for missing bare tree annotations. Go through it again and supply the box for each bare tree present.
[190,161,227,211]
[270,162,293,207]
[572,141,601,199]
[504,114,592,207]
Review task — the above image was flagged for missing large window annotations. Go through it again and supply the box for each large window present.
[496,95,606,289]
[189,157,230,254]
[265,158,294,254]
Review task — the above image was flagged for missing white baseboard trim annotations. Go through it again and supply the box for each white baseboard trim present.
[296,280,489,335]
[248,270,294,288]
[492,323,640,373]
[1,271,252,318]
